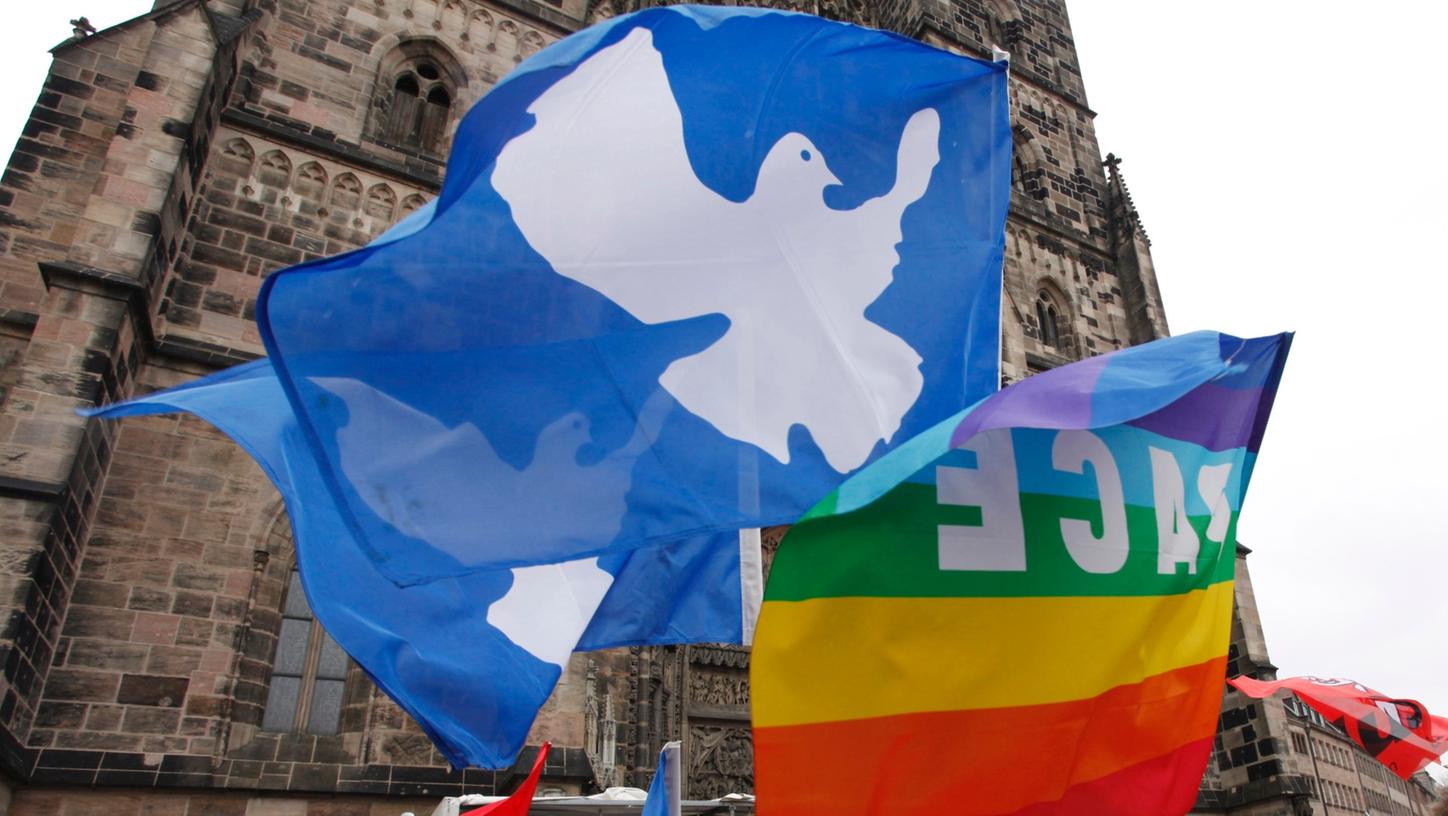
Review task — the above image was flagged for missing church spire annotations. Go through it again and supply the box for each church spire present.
[1103,153,1170,342]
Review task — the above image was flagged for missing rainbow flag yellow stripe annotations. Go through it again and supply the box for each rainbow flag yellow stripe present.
[750,332,1292,815]
[752,581,1234,728]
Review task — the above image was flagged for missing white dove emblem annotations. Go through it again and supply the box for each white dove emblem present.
[312,377,669,569]
[493,27,942,472]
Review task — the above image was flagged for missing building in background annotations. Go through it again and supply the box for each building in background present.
[1193,547,1443,815]
[0,1,1436,815]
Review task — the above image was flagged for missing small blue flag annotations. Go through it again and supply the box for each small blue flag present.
[642,741,682,816]
[256,5,1011,585]
[85,361,754,769]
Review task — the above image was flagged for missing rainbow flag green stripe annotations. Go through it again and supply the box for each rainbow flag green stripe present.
[765,485,1239,600]
[751,331,1291,815]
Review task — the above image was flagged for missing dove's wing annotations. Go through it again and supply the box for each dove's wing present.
[493,27,745,325]
[312,378,637,566]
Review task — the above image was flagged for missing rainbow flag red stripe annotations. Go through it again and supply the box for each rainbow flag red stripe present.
[751,332,1291,815]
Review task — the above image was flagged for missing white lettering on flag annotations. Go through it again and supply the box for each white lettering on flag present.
[1196,462,1234,547]
[936,430,1025,571]
[1051,430,1129,574]
[1150,446,1200,574]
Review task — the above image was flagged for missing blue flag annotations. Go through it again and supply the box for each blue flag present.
[642,741,682,816]
[256,6,1011,585]
[85,361,753,769]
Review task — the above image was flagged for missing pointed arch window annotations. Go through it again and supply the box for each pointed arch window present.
[381,57,455,154]
[1035,290,1064,350]
[260,568,349,735]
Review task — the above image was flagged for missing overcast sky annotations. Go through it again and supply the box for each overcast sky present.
[1068,0,1448,755]
[2,0,1445,782]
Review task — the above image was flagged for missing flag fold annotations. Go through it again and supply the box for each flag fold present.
[84,361,749,769]
[255,4,1011,585]
[641,741,682,816]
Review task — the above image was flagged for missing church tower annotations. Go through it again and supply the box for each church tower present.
[0,2,1356,815]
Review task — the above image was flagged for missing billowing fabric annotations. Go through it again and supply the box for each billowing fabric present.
[641,741,682,816]
[462,743,550,816]
[85,361,750,769]
[1230,675,1448,778]
[256,5,1011,585]
[751,331,1292,815]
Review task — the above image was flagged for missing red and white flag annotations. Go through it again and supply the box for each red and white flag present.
[1230,676,1448,778]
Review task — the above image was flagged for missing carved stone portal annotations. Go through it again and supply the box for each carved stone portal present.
[682,645,753,798]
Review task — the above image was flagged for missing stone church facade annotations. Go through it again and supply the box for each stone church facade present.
[0,1,1433,815]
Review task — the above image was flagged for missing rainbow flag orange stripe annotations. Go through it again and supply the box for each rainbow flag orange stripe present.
[751,332,1292,815]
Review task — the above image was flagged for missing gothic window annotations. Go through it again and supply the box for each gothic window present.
[379,55,456,154]
[1035,289,1064,350]
[260,567,349,735]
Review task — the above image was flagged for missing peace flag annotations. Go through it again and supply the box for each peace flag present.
[1230,675,1448,779]
[751,331,1291,815]
[254,5,1010,586]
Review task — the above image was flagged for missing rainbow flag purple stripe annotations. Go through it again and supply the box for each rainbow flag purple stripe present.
[752,331,1291,815]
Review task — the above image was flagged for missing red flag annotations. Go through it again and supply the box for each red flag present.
[1229,676,1448,779]
[462,742,551,816]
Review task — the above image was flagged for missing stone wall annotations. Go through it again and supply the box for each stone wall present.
[0,0,1209,811]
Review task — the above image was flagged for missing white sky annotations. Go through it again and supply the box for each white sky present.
[1068,0,1448,744]
[2,0,1445,783]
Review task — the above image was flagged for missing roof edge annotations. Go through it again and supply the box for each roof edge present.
[49,0,203,55]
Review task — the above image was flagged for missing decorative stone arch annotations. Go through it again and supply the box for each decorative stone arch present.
[520,29,546,60]
[293,161,328,202]
[367,37,469,156]
[365,183,397,223]
[437,0,467,34]
[219,500,297,752]
[399,193,429,218]
[220,507,373,759]
[496,20,520,59]
[256,149,293,189]
[588,0,619,24]
[464,8,495,44]
[330,172,363,212]
[1012,126,1047,202]
[1004,225,1025,259]
[219,137,255,177]
[1033,278,1075,354]
[984,0,1025,51]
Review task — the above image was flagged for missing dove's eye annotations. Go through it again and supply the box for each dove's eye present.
[800,149,812,162]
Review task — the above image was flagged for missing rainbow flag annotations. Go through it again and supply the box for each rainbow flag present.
[751,331,1291,815]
